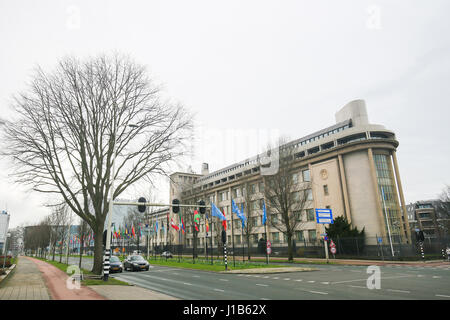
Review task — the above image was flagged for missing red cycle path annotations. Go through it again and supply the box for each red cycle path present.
[25,256,107,300]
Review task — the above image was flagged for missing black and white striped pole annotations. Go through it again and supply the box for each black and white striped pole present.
[222,230,227,271]
[420,242,425,261]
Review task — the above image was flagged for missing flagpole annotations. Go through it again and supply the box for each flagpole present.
[230,200,236,268]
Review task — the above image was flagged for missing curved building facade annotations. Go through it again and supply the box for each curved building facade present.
[169,100,411,248]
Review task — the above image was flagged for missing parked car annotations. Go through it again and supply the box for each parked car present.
[132,250,142,255]
[109,256,123,273]
[161,251,173,258]
[123,255,149,271]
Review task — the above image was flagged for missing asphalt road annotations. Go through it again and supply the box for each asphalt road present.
[63,257,450,300]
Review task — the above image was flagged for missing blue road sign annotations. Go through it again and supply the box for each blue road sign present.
[377,237,383,244]
[316,208,333,224]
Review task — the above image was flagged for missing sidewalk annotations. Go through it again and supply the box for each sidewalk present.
[0,256,51,300]
[4,256,178,300]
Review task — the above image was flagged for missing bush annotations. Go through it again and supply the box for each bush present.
[0,256,13,268]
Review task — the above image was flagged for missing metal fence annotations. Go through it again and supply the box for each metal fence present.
[38,234,449,263]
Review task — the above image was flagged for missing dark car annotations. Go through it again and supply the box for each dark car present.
[123,255,150,271]
[109,255,123,273]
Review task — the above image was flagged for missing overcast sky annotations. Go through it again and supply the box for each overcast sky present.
[1,0,449,228]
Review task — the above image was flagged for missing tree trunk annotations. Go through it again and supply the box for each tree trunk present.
[247,237,251,261]
[92,224,104,275]
[287,234,293,262]
[79,240,84,269]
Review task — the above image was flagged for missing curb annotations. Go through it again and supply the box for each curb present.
[0,264,17,284]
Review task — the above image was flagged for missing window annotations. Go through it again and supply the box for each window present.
[233,188,241,198]
[271,232,280,243]
[250,184,257,195]
[323,185,329,196]
[306,209,315,221]
[251,200,259,210]
[302,169,311,182]
[235,235,241,244]
[259,182,265,193]
[294,210,302,221]
[292,191,300,202]
[308,230,317,241]
[296,231,304,241]
[305,189,313,201]
[292,173,299,184]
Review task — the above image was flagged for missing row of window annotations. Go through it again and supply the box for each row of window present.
[185,230,318,246]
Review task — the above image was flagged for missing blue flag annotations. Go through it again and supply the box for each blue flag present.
[211,202,226,220]
[155,220,159,232]
[262,200,267,225]
[232,199,246,228]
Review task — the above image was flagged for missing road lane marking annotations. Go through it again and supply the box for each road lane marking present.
[307,281,315,283]
[219,279,229,282]
[283,278,291,281]
[295,279,303,282]
[272,277,279,279]
[436,294,450,298]
[321,282,330,285]
[192,275,200,278]
[348,285,366,289]
[214,288,224,292]
[256,284,268,287]
[183,283,192,286]
[309,291,328,295]
[263,276,270,279]
[432,276,441,279]
[387,289,410,294]
[331,274,412,285]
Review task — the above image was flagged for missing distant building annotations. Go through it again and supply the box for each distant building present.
[406,200,449,240]
[168,100,412,249]
[0,210,10,253]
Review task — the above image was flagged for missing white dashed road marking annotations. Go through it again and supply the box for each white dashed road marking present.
[309,291,328,295]
[387,289,410,294]
[214,288,224,292]
[436,294,450,298]
[256,284,268,287]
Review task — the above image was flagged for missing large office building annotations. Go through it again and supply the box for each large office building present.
[168,100,412,249]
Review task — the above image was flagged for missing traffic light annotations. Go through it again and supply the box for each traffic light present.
[138,197,147,213]
[221,230,227,244]
[198,200,206,214]
[102,230,112,246]
[417,230,425,242]
[172,199,180,213]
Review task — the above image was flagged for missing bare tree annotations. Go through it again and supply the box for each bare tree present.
[262,139,310,261]
[436,185,450,238]
[1,54,192,274]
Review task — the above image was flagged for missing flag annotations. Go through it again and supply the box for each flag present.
[194,210,201,232]
[262,200,267,225]
[171,217,179,231]
[222,209,227,231]
[205,213,210,233]
[232,199,246,228]
[181,217,186,233]
[155,220,159,232]
[131,224,136,237]
[211,203,226,220]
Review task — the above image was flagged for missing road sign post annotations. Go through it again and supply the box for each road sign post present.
[316,209,333,264]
